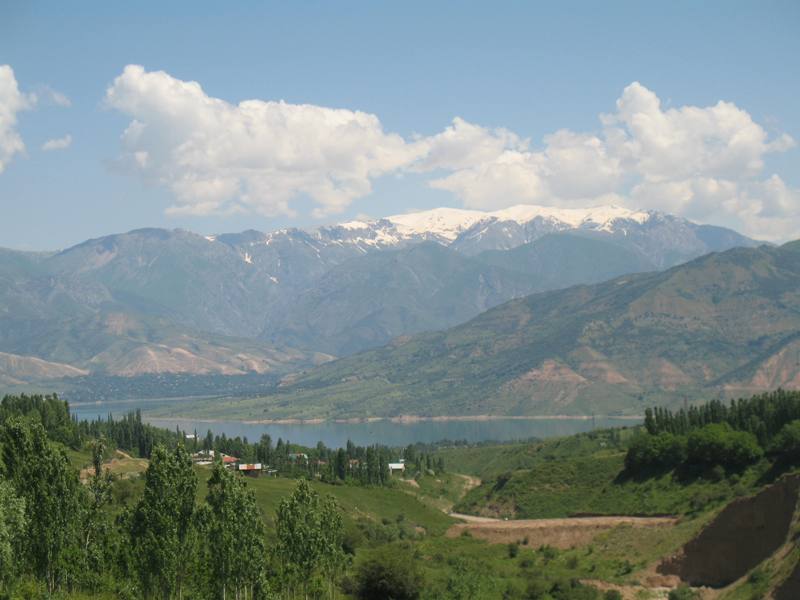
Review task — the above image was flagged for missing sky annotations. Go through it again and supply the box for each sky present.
[1,1,799,250]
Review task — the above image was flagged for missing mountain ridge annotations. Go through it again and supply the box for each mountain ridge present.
[0,204,763,390]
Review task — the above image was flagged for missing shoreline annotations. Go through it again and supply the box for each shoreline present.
[144,414,644,426]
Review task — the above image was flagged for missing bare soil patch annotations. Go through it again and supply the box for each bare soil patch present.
[446,516,677,549]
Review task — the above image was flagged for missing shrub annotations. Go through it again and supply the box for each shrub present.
[668,585,699,600]
[354,546,425,600]
[508,542,520,558]
[604,591,623,600]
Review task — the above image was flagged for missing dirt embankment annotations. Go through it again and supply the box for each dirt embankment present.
[446,516,676,549]
[658,474,800,588]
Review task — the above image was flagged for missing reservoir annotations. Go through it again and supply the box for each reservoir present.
[69,397,641,448]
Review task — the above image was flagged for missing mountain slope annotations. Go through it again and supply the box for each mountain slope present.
[189,240,800,420]
[261,234,655,355]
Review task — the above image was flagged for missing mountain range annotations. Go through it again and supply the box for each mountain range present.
[0,204,762,404]
[179,240,800,420]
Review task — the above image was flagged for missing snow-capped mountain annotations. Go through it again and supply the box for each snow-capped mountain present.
[311,204,652,250]
[0,204,760,386]
[219,203,756,268]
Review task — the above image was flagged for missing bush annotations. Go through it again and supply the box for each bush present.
[687,423,763,468]
[508,542,520,558]
[354,546,425,600]
[604,591,623,600]
[668,585,699,600]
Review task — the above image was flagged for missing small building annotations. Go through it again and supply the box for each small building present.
[388,462,405,475]
[288,453,308,462]
[192,449,215,465]
[222,455,239,469]
[236,463,263,477]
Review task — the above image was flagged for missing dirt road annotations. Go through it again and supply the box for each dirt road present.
[446,515,677,548]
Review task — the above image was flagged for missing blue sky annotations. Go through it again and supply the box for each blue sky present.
[1,1,798,250]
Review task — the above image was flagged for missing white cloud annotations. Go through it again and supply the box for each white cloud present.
[105,65,424,217]
[105,67,798,240]
[0,65,36,173]
[41,134,72,152]
[426,81,798,239]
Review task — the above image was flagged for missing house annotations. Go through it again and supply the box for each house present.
[236,463,262,477]
[222,455,239,469]
[388,462,405,475]
[288,453,308,462]
[192,449,215,465]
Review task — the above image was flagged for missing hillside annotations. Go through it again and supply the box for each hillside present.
[178,240,800,419]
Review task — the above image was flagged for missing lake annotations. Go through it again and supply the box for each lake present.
[69,398,641,447]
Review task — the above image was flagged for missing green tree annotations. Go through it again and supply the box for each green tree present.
[0,417,84,593]
[687,423,763,468]
[0,479,27,592]
[772,420,800,462]
[200,461,267,600]
[275,480,344,597]
[129,444,197,599]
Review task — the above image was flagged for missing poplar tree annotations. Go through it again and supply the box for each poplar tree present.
[200,461,267,600]
[0,479,26,593]
[275,480,344,598]
[129,444,197,599]
[0,418,84,594]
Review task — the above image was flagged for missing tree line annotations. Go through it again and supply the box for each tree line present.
[627,389,800,473]
[1,394,446,487]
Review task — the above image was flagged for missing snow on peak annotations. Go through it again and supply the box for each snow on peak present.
[373,204,652,240]
[385,207,489,241]
[313,204,657,251]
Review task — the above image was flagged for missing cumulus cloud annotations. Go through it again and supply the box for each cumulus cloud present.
[42,134,72,151]
[105,65,423,217]
[0,65,36,173]
[105,67,798,240]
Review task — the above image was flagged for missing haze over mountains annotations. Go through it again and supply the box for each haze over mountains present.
[0,203,763,406]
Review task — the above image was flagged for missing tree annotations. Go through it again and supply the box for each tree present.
[0,417,85,593]
[625,432,687,472]
[772,420,800,462]
[83,436,115,591]
[687,423,763,468]
[129,444,197,599]
[0,479,26,592]
[200,461,267,600]
[275,480,344,597]
[353,545,424,600]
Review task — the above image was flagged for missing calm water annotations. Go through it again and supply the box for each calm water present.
[69,398,641,448]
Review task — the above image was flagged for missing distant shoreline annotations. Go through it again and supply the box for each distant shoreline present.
[144,414,644,426]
